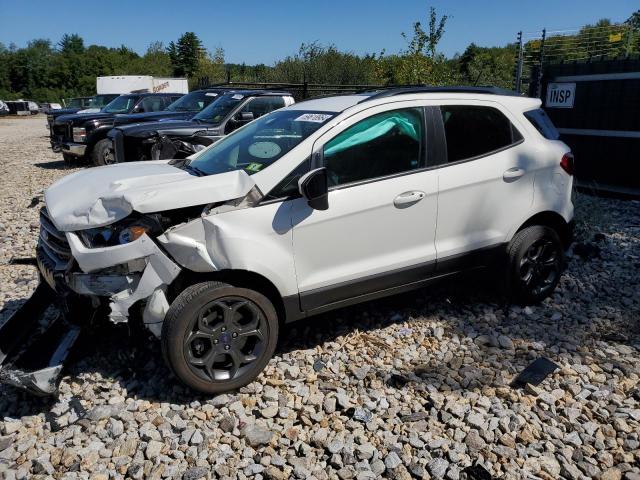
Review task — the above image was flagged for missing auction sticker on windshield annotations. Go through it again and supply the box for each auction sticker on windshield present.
[294,113,333,123]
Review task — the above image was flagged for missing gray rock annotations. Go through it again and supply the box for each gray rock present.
[324,396,337,414]
[385,452,402,470]
[465,430,486,451]
[371,459,386,476]
[85,403,124,421]
[353,407,373,423]
[108,418,124,437]
[497,335,514,349]
[183,466,209,480]
[356,443,376,460]
[328,438,345,454]
[428,457,449,479]
[190,429,204,445]
[219,414,236,432]
[261,403,279,419]
[32,457,54,475]
[241,424,273,447]
[145,440,163,460]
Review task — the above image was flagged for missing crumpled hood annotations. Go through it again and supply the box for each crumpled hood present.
[44,161,256,231]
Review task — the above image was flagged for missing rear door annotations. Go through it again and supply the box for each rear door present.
[434,101,533,266]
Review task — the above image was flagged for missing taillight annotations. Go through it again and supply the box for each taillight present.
[560,152,574,176]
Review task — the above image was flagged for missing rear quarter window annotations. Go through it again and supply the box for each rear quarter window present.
[524,109,560,140]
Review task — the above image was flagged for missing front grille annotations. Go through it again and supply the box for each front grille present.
[38,207,72,270]
[52,123,71,142]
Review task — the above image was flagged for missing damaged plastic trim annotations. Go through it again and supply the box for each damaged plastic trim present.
[66,232,181,325]
[0,284,81,396]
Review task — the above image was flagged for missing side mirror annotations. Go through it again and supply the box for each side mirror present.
[236,111,254,122]
[298,168,328,211]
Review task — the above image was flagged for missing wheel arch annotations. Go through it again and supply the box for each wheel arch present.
[514,210,573,249]
[170,269,294,326]
[85,127,112,154]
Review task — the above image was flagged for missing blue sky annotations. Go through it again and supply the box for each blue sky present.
[0,0,637,64]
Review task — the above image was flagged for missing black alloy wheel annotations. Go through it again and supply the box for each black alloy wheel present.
[507,225,565,304]
[184,297,267,382]
[518,238,562,298]
[161,281,278,394]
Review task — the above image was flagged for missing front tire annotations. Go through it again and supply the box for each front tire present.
[506,225,564,304]
[91,139,116,166]
[161,281,279,394]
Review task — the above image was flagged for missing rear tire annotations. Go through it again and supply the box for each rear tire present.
[506,225,564,305]
[161,281,279,394]
[91,139,116,167]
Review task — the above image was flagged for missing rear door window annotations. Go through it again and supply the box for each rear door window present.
[440,105,523,163]
[524,108,560,140]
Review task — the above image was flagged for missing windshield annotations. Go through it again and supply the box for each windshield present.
[192,94,244,124]
[103,95,139,114]
[167,91,220,112]
[88,94,118,108]
[187,110,336,176]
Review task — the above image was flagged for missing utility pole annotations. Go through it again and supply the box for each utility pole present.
[514,31,524,93]
[536,28,546,98]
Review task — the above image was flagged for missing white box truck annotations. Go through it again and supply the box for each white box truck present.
[96,76,189,95]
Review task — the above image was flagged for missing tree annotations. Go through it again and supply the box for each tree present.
[626,10,640,52]
[193,47,226,87]
[57,34,85,55]
[168,32,203,77]
[456,42,516,88]
[402,6,448,59]
[389,6,452,85]
[626,10,640,30]
[139,41,172,76]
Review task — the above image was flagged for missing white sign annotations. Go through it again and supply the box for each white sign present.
[294,113,332,123]
[546,82,576,108]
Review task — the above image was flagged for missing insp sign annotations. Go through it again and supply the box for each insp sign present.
[546,82,576,108]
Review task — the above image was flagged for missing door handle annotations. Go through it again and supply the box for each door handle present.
[503,167,525,182]
[394,191,426,208]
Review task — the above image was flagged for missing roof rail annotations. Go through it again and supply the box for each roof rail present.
[358,85,522,103]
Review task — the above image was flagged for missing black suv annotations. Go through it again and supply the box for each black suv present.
[52,92,184,165]
[108,90,293,164]
[110,89,226,129]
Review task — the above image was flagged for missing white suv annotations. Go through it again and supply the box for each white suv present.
[33,87,574,394]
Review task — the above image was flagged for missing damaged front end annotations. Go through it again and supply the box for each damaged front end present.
[2,164,259,395]
[1,208,182,395]
[149,133,219,161]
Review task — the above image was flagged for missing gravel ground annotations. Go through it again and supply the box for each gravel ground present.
[0,116,638,480]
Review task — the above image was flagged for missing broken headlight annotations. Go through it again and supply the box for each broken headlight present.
[79,216,161,248]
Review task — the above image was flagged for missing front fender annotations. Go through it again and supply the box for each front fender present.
[85,125,114,151]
